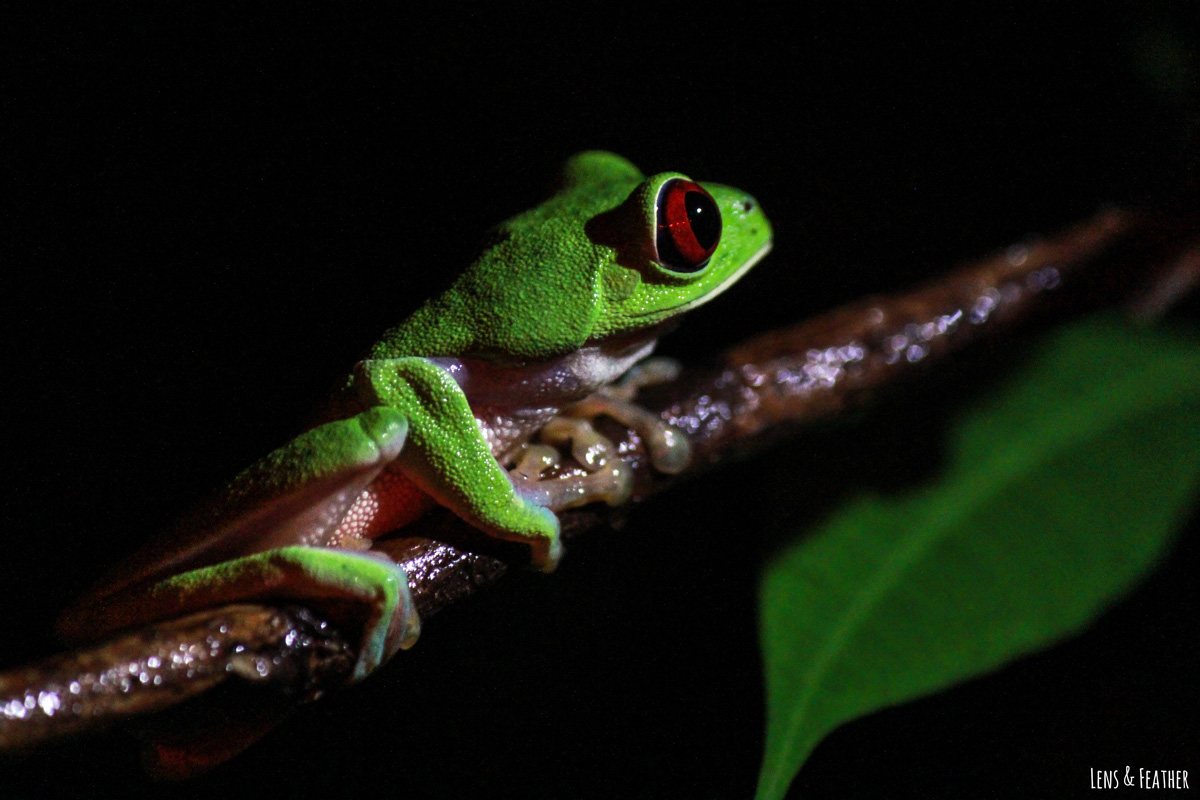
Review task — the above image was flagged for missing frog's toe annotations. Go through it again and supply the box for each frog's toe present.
[513,458,634,510]
[342,551,420,681]
[561,393,692,476]
[353,604,420,681]
[355,610,419,681]
[540,530,565,573]
[385,587,422,655]
[523,503,563,573]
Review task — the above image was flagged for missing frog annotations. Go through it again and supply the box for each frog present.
[56,151,773,684]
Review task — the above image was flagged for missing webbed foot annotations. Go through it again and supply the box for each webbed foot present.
[561,357,691,475]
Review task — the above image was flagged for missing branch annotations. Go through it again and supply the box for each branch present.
[3,208,1197,763]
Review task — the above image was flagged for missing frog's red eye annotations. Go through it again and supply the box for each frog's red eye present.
[655,179,721,273]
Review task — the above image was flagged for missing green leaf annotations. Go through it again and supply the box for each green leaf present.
[755,317,1200,800]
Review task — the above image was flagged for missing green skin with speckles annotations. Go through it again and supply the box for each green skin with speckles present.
[58,152,773,681]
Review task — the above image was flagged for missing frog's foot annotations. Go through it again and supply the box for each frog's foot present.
[121,546,420,683]
[510,360,689,511]
[560,364,691,475]
[509,441,634,510]
[484,496,562,572]
[446,478,564,573]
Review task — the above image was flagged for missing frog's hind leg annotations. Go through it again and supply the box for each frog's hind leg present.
[92,546,420,682]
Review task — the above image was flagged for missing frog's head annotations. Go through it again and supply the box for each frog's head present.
[389,151,772,362]
[574,152,773,342]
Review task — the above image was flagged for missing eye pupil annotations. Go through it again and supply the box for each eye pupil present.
[683,190,720,251]
[656,179,721,273]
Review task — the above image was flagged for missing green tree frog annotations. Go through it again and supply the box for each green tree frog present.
[57,152,772,681]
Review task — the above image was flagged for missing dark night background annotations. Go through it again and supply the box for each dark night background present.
[3,6,1198,798]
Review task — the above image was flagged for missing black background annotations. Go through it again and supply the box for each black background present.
[3,5,1198,798]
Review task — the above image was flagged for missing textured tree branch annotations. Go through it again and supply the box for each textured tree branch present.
[3,208,1197,759]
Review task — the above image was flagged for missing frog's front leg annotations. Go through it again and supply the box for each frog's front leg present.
[506,357,691,509]
[565,357,691,475]
[540,356,691,477]
[508,441,634,510]
[355,357,562,570]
